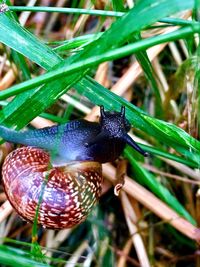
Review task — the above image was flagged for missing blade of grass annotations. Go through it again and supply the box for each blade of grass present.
[53,33,103,52]
[6,4,197,26]
[112,0,126,12]
[8,5,124,17]
[132,33,163,116]
[138,144,198,168]
[0,0,199,164]
[0,0,196,128]
[0,12,61,69]
[0,244,51,267]
[104,163,200,240]
[76,77,200,165]
[11,51,31,80]
[124,147,196,225]
[0,26,199,101]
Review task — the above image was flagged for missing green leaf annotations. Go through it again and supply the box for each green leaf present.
[0,0,199,165]
[11,51,31,80]
[112,0,126,12]
[0,27,198,101]
[132,33,163,116]
[0,14,61,69]
[0,244,51,267]
[125,148,196,225]
[141,114,200,162]
[76,77,200,165]
[53,33,103,52]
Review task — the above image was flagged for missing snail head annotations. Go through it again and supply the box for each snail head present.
[86,106,148,157]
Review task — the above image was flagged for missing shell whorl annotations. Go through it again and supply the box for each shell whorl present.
[2,146,102,229]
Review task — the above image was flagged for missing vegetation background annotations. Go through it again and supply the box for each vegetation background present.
[0,0,200,266]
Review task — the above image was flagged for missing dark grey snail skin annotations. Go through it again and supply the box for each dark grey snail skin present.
[0,106,148,165]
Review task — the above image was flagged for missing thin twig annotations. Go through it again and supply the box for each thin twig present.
[121,192,151,267]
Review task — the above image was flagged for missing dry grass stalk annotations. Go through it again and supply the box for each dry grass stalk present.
[163,158,200,181]
[143,163,200,185]
[61,94,91,114]
[18,0,37,26]
[117,238,138,267]
[152,57,168,94]
[121,191,151,267]
[103,163,200,241]
[64,240,88,267]
[45,229,72,258]
[196,189,200,227]
[0,67,17,91]
[94,62,110,88]
[44,0,68,34]
[0,193,6,202]
[73,0,92,37]
[0,201,13,223]
[30,117,56,128]
[168,42,183,66]
[0,54,7,76]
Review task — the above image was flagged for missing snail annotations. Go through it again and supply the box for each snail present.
[0,106,147,229]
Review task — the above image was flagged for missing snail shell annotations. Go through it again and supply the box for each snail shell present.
[2,146,102,229]
[1,106,147,229]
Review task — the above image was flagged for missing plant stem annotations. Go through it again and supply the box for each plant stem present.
[0,25,200,100]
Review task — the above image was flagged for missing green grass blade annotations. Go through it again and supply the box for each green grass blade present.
[8,5,124,17]
[53,33,103,52]
[0,26,198,102]
[0,244,51,267]
[139,144,198,168]
[75,77,200,165]
[0,14,61,69]
[112,0,126,12]
[141,114,200,162]
[11,51,31,80]
[0,0,199,164]
[125,148,196,225]
[133,33,163,116]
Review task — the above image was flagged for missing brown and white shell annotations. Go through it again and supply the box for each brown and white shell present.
[2,146,102,229]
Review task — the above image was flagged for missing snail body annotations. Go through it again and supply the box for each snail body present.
[1,106,147,229]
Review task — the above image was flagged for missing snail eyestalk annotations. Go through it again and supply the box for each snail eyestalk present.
[100,105,106,118]
[121,133,148,157]
[87,105,148,157]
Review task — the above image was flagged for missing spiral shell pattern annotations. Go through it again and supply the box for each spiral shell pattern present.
[2,146,102,229]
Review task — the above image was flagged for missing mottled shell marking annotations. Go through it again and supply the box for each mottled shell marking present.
[2,147,102,229]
